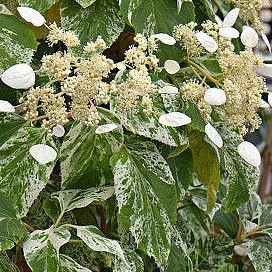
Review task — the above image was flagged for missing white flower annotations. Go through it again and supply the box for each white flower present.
[29,144,57,165]
[164,60,180,74]
[268,92,272,107]
[95,123,119,134]
[158,85,179,94]
[237,141,261,167]
[116,62,126,72]
[204,88,226,105]
[195,31,218,53]
[216,8,240,39]
[17,7,46,27]
[52,125,65,137]
[1,63,35,89]
[240,26,258,48]
[152,33,176,45]
[255,63,272,78]
[0,100,15,113]
[158,112,191,127]
[205,123,223,148]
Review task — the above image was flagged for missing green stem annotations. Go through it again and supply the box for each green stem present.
[54,211,65,228]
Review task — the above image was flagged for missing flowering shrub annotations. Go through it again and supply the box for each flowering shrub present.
[0,0,272,271]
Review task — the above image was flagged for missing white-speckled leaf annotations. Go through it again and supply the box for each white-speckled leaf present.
[18,0,57,12]
[52,186,114,213]
[75,0,97,8]
[111,96,188,147]
[24,226,71,272]
[119,0,144,24]
[110,138,177,263]
[0,115,55,217]
[60,254,92,272]
[0,4,12,15]
[61,0,125,47]
[0,14,38,75]
[75,225,128,265]
[60,108,123,189]
[0,191,28,251]
[177,0,183,13]
[246,238,272,272]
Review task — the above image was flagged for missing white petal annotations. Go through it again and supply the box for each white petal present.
[219,27,239,39]
[116,62,126,71]
[29,144,57,165]
[1,63,35,89]
[0,100,15,113]
[17,7,46,27]
[158,112,191,127]
[195,32,218,53]
[240,26,258,48]
[215,15,223,27]
[237,141,261,167]
[164,60,180,74]
[260,99,270,108]
[261,32,271,53]
[205,123,223,148]
[255,63,272,78]
[158,85,179,94]
[222,8,240,28]
[52,125,65,137]
[204,88,226,105]
[152,33,176,45]
[268,92,272,107]
[95,123,119,134]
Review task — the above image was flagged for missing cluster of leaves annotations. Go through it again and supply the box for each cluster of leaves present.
[0,0,272,271]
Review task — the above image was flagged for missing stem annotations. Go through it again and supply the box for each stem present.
[54,211,65,228]
[68,239,83,244]
[24,222,35,232]
[30,115,48,122]
[186,59,223,87]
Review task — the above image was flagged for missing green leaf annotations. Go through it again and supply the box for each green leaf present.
[18,0,57,12]
[185,102,206,132]
[111,137,177,263]
[259,204,272,225]
[0,252,19,272]
[75,225,128,265]
[246,237,272,272]
[0,14,38,74]
[0,191,28,251]
[0,4,12,15]
[0,115,56,217]
[75,0,97,8]
[119,0,144,24]
[188,129,220,211]
[218,126,260,212]
[111,96,188,147]
[60,108,123,189]
[177,0,183,13]
[23,226,71,272]
[60,254,92,272]
[61,0,125,47]
[52,186,114,214]
[192,0,215,24]
[239,192,262,221]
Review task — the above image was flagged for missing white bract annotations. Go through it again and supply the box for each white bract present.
[0,100,15,113]
[152,33,176,45]
[255,63,272,78]
[95,123,119,134]
[237,141,261,167]
[17,7,46,27]
[164,60,180,74]
[158,85,179,94]
[29,144,57,165]
[240,26,258,48]
[116,62,126,71]
[261,32,271,53]
[216,8,240,39]
[260,99,270,108]
[204,88,226,105]
[158,112,191,127]
[1,63,35,89]
[268,92,272,107]
[195,31,218,53]
[205,123,223,148]
[52,125,65,137]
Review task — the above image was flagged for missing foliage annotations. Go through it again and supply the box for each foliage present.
[0,0,271,271]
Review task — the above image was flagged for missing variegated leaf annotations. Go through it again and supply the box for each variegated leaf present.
[111,137,177,263]
[60,254,92,272]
